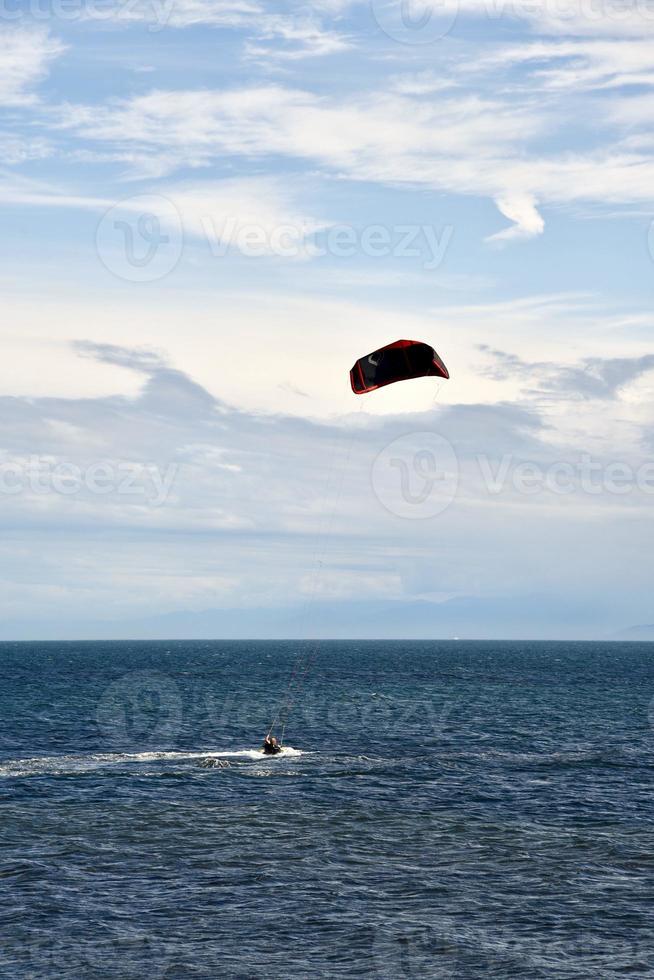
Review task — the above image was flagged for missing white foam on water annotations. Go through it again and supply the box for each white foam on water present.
[0,746,304,778]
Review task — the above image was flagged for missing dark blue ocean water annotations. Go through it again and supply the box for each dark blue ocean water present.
[1,641,654,979]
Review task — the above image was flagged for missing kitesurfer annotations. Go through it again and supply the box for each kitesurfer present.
[263,735,282,756]
[262,340,449,757]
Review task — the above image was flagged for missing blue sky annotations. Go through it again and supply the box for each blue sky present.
[1,0,654,638]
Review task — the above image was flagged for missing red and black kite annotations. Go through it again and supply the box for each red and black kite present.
[350,340,449,395]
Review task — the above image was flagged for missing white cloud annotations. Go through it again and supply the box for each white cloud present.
[0,170,109,210]
[606,91,654,128]
[1,281,652,424]
[86,0,263,29]
[390,71,460,96]
[53,79,654,237]
[58,86,537,163]
[0,170,329,261]
[160,176,329,256]
[476,38,654,91]
[487,192,545,241]
[0,28,65,106]
[244,13,353,59]
[0,133,53,165]
[83,0,351,60]
[55,84,549,232]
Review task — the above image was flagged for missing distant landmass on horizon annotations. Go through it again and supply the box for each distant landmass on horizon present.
[1,597,653,643]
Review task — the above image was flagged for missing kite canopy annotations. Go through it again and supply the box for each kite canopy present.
[350,340,449,395]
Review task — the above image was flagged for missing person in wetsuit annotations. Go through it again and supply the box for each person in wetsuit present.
[263,735,282,755]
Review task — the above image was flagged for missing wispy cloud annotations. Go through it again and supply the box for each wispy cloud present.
[481,345,654,401]
[50,73,654,238]
[82,0,351,60]
[244,15,353,60]
[0,27,65,106]
[161,176,330,255]
[83,0,263,29]
[477,38,654,91]
[57,85,537,162]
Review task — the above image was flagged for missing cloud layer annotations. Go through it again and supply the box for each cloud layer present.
[0,341,651,636]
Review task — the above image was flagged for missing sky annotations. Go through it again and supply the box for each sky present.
[1,0,654,638]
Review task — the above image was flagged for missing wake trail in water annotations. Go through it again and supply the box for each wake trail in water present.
[0,746,304,778]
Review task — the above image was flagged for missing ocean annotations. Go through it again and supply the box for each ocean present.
[1,640,653,978]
